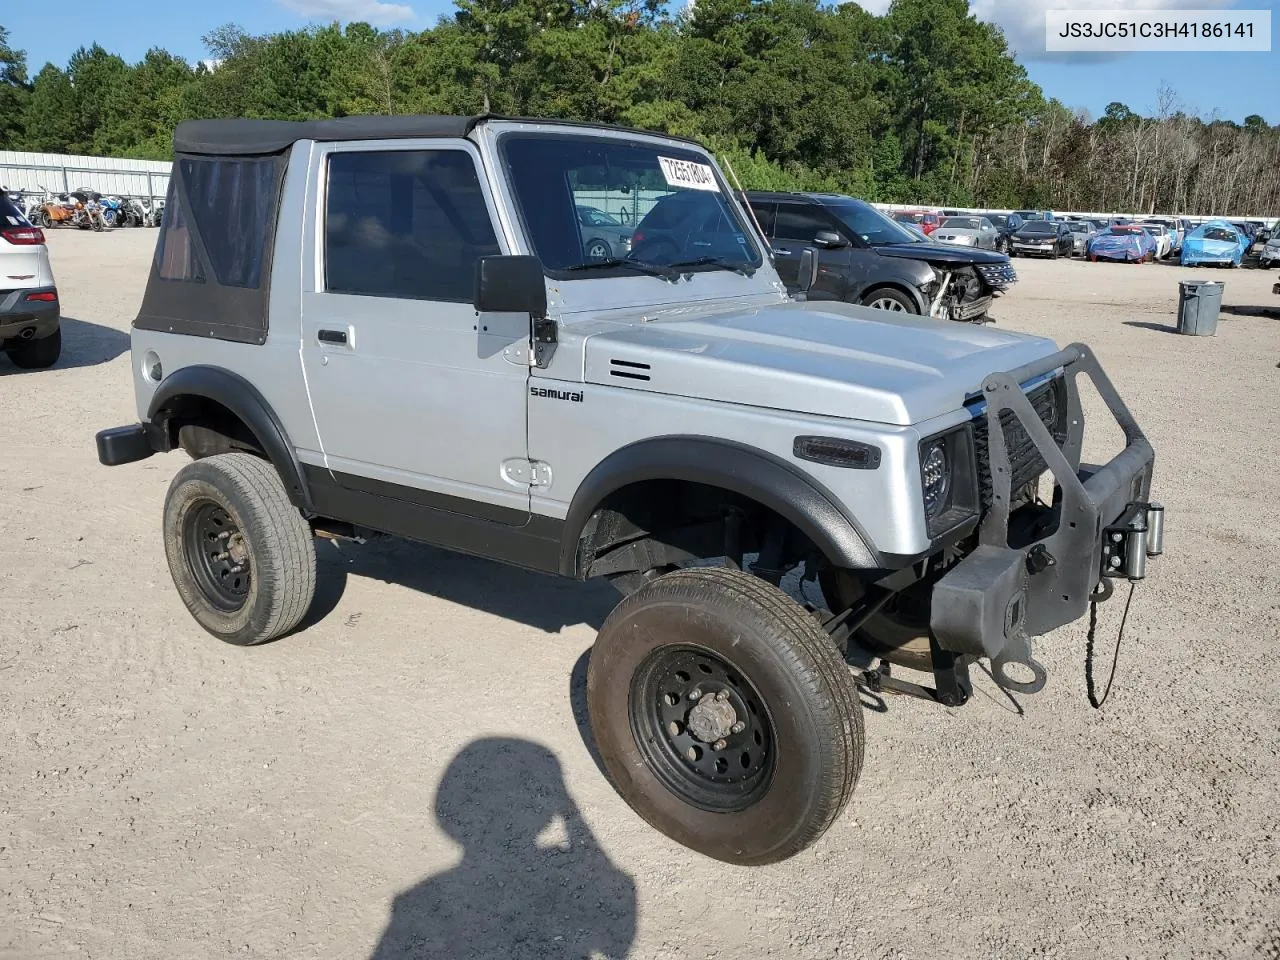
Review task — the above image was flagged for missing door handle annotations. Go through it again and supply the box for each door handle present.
[317,329,348,345]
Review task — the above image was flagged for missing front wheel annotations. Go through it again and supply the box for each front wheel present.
[163,452,316,646]
[584,238,612,261]
[588,567,864,865]
[861,287,918,314]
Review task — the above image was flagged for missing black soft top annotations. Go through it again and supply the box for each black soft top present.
[173,115,484,156]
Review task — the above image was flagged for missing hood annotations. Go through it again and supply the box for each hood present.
[580,300,1058,426]
[874,241,1007,267]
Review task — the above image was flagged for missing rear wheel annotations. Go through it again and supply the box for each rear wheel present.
[584,238,612,261]
[163,452,316,646]
[588,567,864,865]
[861,287,918,314]
[6,327,61,369]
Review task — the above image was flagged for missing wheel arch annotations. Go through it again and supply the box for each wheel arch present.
[147,365,313,512]
[558,436,880,578]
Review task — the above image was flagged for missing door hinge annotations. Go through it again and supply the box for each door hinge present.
[501,458,553,488]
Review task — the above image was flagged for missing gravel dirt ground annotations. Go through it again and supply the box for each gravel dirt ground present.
[3,229,1279,960]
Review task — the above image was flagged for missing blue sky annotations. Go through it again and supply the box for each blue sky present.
[4,0,1278,123]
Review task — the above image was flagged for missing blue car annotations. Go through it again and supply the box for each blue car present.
[1087,225,1157,263]
[1181,220,1249,268]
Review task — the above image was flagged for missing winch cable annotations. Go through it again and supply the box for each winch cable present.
[1085,580,1137,709]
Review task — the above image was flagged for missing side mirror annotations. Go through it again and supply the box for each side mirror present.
[797,248,819,299]
[813,230,848,250]
[474,255,547,317]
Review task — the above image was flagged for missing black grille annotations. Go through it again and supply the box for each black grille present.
[973,379,1063,509]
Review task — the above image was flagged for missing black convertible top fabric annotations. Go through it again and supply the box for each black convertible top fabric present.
[173,115,484,156]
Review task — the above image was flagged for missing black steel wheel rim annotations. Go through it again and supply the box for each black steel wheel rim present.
[629,644,776,813]
[183,499,251,612]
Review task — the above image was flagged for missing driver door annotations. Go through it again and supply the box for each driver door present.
[299,141,532,522]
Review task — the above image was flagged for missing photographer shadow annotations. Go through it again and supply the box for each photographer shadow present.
[370,737,637,960]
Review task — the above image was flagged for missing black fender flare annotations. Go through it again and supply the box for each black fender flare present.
[147,365,312,512]
[558,436,879,577]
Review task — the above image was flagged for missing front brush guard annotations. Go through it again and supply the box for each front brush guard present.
[929,343,1156,691]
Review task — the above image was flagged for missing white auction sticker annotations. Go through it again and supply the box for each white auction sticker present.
[658,156,720,192]
[1046,9,1270,52]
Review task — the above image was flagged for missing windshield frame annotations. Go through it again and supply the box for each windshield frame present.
[495,131,764,282]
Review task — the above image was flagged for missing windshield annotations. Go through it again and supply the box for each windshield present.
[1068,222,1090,233]
[990,215,1011,227]
[832,200,923,246]
[1021,221,1056,234]
[942,217,981,230]
[501,134,762,277]
[1201,226,1238,242]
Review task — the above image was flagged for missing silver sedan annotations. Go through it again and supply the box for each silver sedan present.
[932,216,999,250]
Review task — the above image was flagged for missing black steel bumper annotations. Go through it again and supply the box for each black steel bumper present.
[929,343,1161,693]
[96,422,165,466]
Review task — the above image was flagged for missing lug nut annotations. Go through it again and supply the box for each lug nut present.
[1109,556,1122,569]
[212,551,230,561]
[217,530,231,541]
[685,747,698,762]
[227,564,245,575]
[687,689,702,701]
[712,739,727,751]
[730,721,746,735]
[1111,532,1123,543]
[667,721,680,737]
[715,690,729,702]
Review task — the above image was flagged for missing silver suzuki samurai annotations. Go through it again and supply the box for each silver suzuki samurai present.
[96,116,1164,864]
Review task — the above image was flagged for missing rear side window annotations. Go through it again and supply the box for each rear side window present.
[155,179,204,283]
[172,157,276,288]
[324,150,500,302]
[774,205,832,242]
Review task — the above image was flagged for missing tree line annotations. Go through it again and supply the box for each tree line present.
[0,0,1276,216]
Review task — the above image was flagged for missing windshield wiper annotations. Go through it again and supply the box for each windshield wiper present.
[664,256,757,277]
[563,258,675,280]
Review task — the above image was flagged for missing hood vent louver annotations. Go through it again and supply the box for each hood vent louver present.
[609,358,651,382]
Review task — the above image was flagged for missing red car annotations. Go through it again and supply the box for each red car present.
[892,209,942,236]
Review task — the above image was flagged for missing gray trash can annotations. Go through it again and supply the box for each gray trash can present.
[1177,280,1224,336]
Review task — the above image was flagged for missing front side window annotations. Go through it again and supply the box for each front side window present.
[500,134,762,277]
[325,150,500,301]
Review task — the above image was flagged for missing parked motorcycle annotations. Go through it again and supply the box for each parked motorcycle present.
[100,194,127,227]
[69,190,106,232]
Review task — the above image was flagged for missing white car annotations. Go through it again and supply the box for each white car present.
[1136,223,1173,260]
[0,191,61,368]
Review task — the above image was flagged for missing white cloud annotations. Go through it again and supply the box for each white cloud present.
[277,0,415,25]
[971,0,1240,60]
[848,0,893,13]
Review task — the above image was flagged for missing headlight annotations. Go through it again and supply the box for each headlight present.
[919,426,979,538]
[921,442,950,517]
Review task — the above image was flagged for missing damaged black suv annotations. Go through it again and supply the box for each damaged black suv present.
[747,191,1017,324]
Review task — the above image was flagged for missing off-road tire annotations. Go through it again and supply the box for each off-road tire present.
[6,328,61,369]
[587,567,864,865]
[163,452,315,646]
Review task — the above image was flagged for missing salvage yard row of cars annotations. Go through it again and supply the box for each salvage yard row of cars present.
[900,206,1276,268]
